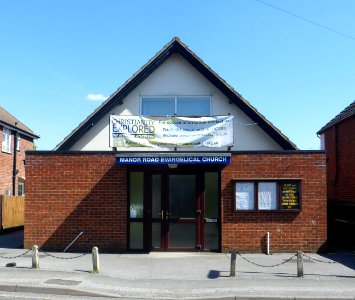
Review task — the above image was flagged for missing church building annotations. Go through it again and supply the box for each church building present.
[25,38,327,253]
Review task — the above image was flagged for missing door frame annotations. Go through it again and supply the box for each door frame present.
[146,172,202,251]
[127,165,222,252]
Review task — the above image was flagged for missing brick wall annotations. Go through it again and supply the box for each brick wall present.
[323,117,355,203]
[323,117,355,249]
[25,151,326,253]
[221,152,327,253]
[24,153,127,252]
[0,126,34,195]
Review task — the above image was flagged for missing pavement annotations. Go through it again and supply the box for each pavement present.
[0,230,354,299]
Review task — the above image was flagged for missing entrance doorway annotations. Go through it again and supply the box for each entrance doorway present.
[150,174,198,251]
[128,170,220,252]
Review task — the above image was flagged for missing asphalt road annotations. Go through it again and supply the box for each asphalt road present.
[0,228,23,249]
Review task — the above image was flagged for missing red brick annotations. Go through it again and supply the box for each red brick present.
[322,117,355,203]
[221,153,327,253]
[25,152,326,253]
[0,126,34,195]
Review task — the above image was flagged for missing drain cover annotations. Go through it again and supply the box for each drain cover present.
[5,262,16,267]
[45,279,81,286]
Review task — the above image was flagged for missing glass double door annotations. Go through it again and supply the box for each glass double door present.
[150,174,199,251]
[128,171,220,252]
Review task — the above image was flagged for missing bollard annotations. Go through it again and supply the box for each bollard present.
[266,232,270,255]
[32,245,39,269]
[92,246,99,273]
[230,249,236,277]
[297,251,304,277]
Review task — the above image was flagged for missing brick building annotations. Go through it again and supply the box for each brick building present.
[317,101,355,249]
[25,38,327,253]
[1,107,39,196]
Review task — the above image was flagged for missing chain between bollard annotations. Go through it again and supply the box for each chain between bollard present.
[236,251,297,268]
[302,253,337,264]
[0,249,31,259]
[39,251,88,260]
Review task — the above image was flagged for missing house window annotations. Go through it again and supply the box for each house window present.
[235,180,301,211]
[2,128,11,153]
[16,135,20,151]
[141,96,211,116]
[18,182,25,196]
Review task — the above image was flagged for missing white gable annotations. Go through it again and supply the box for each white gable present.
[70,54,282,151]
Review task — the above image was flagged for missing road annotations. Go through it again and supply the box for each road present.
[0,228,23,249]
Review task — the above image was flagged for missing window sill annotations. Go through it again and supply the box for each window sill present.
[234,209,301,213]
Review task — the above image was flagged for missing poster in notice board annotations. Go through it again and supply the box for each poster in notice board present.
[280,182,300,210]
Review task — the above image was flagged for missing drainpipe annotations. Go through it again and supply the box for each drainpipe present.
[335,124,339,185]
[12,125,18,196]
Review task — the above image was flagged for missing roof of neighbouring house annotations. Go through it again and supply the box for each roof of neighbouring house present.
[55,37,297,150]
[317,101,355,134]
[0,106,39,139]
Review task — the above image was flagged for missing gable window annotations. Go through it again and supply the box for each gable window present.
[142,97,175,116]
[141,96,211,116]
[2,128,11,153]
[235,180,301,212]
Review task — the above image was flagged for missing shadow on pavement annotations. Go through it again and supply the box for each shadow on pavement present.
[274,272,355,279]
[320,250,355,271]
[207,270,230,279]
[0,227,24,249]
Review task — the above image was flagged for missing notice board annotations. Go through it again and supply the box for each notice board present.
[280,182,300,210]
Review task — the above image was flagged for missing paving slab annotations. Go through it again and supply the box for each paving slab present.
[0,247,353,299]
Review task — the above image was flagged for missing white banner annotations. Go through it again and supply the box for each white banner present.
[109,115,234,148]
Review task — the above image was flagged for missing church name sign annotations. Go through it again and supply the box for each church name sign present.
[116,155,230,165]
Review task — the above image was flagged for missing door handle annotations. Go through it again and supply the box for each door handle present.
[157,210,165,220]
[165,212,172,219]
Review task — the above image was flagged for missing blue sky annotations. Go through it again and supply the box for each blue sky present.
[0,0,354,150]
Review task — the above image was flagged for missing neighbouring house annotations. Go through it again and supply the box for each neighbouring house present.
[0,107,39,196]
[317,101,355,250]
[25,38,327,253]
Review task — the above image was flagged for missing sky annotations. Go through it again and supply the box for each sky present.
[0,0,354,150]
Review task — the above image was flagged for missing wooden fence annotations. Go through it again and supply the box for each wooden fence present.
[0,196,25,229]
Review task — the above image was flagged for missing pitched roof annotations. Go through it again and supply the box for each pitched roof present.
[55,37,297,150]
[317,101,355,134]
[0,106,39,138]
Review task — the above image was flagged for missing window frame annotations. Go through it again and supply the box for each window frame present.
[16,135,20,151]
[18,182,25,196]
[140,96,212,116]
[234,179,301,212]
[2,127,12,154]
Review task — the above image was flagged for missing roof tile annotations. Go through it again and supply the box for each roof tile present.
[317,101,355,134]
[0,107,39,138]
